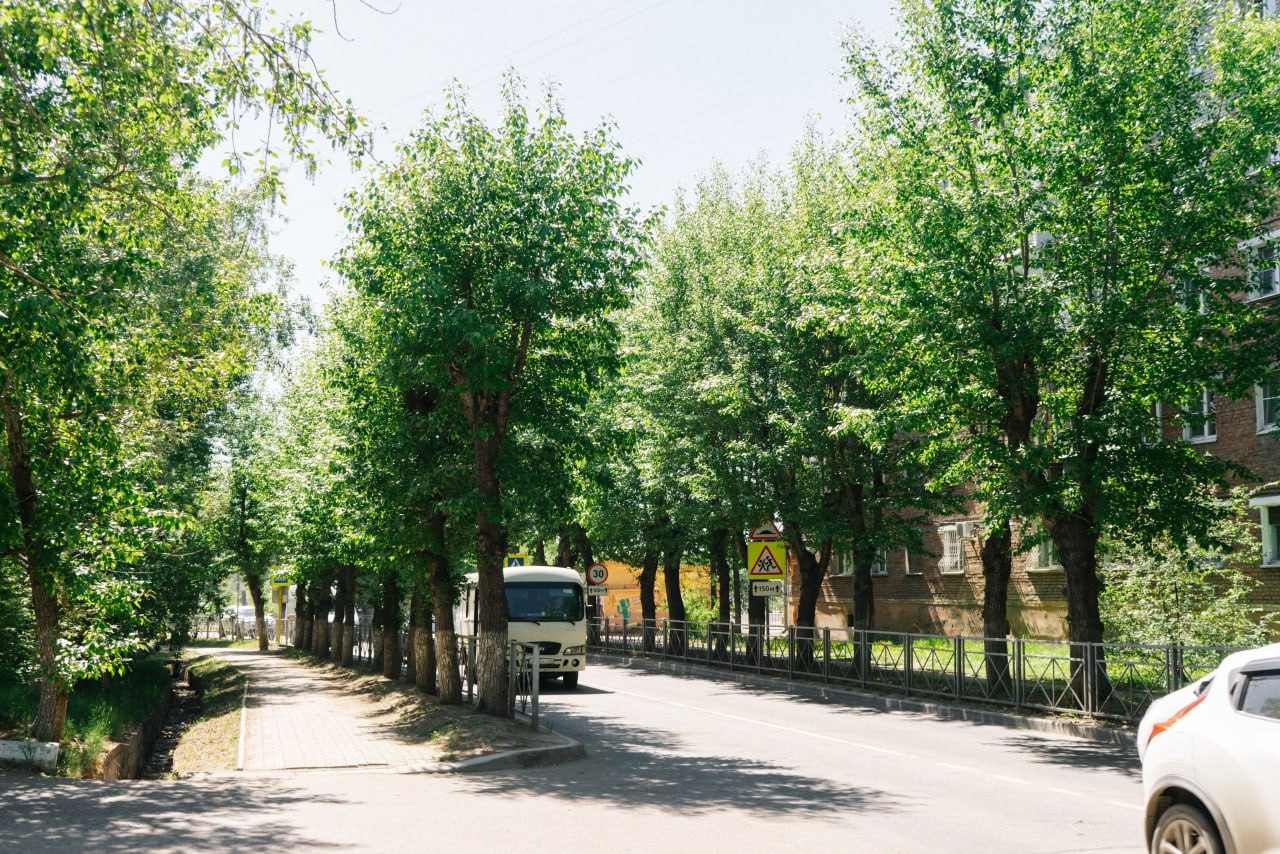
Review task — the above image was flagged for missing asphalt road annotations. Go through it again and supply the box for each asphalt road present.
[0,659,1145,853]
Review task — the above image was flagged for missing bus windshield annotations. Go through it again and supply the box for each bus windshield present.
[505,581,584,622]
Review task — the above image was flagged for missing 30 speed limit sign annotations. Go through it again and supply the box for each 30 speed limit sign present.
[587,563,609,585]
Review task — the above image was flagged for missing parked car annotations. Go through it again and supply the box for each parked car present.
[1137,643,1280,854]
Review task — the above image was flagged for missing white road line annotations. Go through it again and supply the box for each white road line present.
[937,762,981,773]
[609,686,918,758]
[1052,787,1086,798]
[1109,801,1143,812]
[993,775,1031,785]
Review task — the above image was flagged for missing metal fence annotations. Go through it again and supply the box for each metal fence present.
[589,617,1239,724]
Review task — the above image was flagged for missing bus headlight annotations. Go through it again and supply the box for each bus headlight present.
[562,645,585,655]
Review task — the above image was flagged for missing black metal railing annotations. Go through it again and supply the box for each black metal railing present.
[589,617,1238,723]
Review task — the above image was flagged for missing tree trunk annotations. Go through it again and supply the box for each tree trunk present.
[293,583,308,649]
[980,520,1013,694]
[663,542,686,656]
[342,565,357,667]
[1047,508,1109,713]
[313,581,332,659]
[575,523,598,644]
[638,548,659,653]
[469,405,510,715]
[5,393,68,741]
[533,540,546,565]
[430,549,462,705]
[556,527,578,569]
[411,582,434,693]
[381,571,401,680]
[331,566,349,663]
[710,528,730,656]
[850,560,875,631]
[789,534,830,670]
[246,574,267,651]
[371,601,383,670]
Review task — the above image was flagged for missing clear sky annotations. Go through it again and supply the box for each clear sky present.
[267,1,902,307]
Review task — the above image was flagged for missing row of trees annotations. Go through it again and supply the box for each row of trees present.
[267,0,1280,715]
[7,0,1280,736]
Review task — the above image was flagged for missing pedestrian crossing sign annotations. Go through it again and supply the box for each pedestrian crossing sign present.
[505,554,527,567]
[747,540,785,579]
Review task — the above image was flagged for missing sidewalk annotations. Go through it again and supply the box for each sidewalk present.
[195,647,447,772]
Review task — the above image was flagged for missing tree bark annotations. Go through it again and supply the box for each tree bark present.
[980,519,1013,693]
[246,574,267,651]
[293,583,308,650]
[638,548,659,653]
[710,528,730,655]
[342,565,357,667]
[4,392,67,741]
[381,571,401,680]
[662,541,686,655]
[575,522,598,644]
[533,540,546,565]
[313,580,332,659]
[788,530,830,670]
[1047,508,1110,712]
[331,565,349,663]
[370,601,383,670]
[411,582,434,693]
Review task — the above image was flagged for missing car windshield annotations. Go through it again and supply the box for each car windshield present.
[505,581,584,622]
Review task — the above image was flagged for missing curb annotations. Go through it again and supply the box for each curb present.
[597,651,1137,748]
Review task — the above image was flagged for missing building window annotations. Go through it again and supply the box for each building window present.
[1258,372,1280,434]
[1251,244,1280,301]
[831,549,888,577]
[871,550,888,577]
[1182,387,1217,443]
[1025,521,1062,572]
[939,525,963,574]
[1250,496,1280,568]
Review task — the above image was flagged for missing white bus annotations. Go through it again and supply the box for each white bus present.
[455,565,587,689]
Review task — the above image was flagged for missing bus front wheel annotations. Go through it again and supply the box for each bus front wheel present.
[562,672,579,689]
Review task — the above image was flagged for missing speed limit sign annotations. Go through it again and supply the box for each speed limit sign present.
[587,563,609,584]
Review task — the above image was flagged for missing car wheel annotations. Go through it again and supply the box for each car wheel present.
[1151,804,1222,854]
[562,671,579,689]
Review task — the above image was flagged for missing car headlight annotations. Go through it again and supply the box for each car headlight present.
[562,645,585,655]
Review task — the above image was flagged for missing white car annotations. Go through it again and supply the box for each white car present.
[1137,643,1280,854]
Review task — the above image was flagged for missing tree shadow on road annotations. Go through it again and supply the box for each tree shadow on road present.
[0,772,344,853]
[997,733,1141,778]
[456,708,911,818]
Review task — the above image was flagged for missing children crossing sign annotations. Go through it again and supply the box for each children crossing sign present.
[747,540,785,579]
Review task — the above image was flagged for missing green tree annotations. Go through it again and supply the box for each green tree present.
[846,0,1280,701]
[337,79,649,713]
[0,0,366,741]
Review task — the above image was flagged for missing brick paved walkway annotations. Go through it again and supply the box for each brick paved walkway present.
[199,648,444,772]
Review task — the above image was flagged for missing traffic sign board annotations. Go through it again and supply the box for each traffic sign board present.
[587,584,608,597]
[270,569,290,588]
[587,563,609,584]
[505,554,527,567]
[752,580,784,596]
[747,540,786,578]
[749,520,782,541]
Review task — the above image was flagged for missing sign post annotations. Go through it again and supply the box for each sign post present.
[747,520,787,628]
[587,563,608,598]
[270,569,290,646]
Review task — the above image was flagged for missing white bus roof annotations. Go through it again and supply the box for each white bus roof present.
[462,565,584,586]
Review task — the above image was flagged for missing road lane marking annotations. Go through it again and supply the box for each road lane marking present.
[1052,787,1085,798]
[993,775,1031,785]
[608,686,918,758]
[1109,801,1143,812]
[937,762,981,773]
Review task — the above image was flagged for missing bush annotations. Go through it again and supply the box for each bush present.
[1101,489,1269,649]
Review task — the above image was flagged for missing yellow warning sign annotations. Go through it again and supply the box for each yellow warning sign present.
[747,540,786,578]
